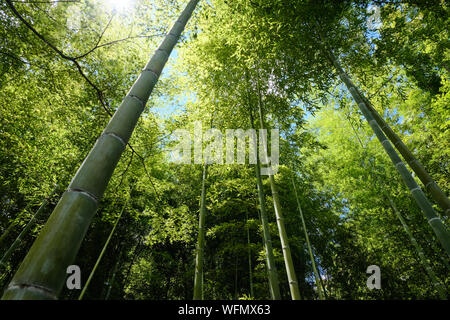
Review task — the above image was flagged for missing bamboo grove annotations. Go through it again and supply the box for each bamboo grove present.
[0,0,449,300]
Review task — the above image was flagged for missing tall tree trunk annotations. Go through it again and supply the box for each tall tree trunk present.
[78,199,128,300]
[193,163,208,300]
[291,175,325,300]
[0,186,58,268]
[387,195,447,300]
[256,85,301,300]
[324,48,450,257]
[249,112,281,300]
[1,0,199,300]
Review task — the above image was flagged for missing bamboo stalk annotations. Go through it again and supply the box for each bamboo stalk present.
[387,195,447,300]
[246,211,255,298]
[315,22,449,215]
[291,175,325,300]
[78,199,128,300]
[104,248,122,300]
[256,83,301,300]
[193,163,208,300]
[346,106,446,298]
[1,0,199,300]
[325,48,450,257]
[359,91,450,216]
[249,111,281,300]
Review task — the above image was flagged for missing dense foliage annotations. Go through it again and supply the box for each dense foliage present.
[0,0,448,300]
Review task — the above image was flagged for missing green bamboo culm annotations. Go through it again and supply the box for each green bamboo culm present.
[0,186,59,268]
[290,175,325,300]
[249,111,281,300]
[104,258,119,300]
[359,91,450,216]
[314,23,450,216]
[246,211,254,298]
[1,0,199,300]
[193,163,208,300]
[346,107,447,298]
[78,199,128,300]
[325,49,450,258]
[387,195,447,300]
[256,85,301,300]
[254,160,282,300]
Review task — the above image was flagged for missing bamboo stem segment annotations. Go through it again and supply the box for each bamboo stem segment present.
[246,211,255,298]
[193,163,208,300]
[249,110,281,300]
[387,195,447,300]
[78,199,128,300]
[326,49,450,257]
[1,0,199,300]
[291,175,325,300]
[359,91,450,216]
[256,84,301,300]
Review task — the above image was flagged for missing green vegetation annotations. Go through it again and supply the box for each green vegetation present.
[0,0,448,300]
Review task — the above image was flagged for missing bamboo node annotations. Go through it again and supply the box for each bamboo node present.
[102,132,127,148]
[128,94,146,108]
[168,32,180,39]
[67,188,98,203]
[410,187,421,194]
[6,282,58,300]
[156,48,170,59]
[394,161,404,169]
[425,181,434,189]
[381,139,391,147]
[428,217,440,223]
[141,69,159,81]
[369,119,378,127]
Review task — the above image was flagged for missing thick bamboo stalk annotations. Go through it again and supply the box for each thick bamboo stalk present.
[249,112,281,300]
[78,199,127,300]
[0,186,58,268]
[387,195,447,299]
[256,87,301,300]
[193,163,208,300]
[291,175,325,300]
[1,0,199,300]
[359,91,450,216]
[245,74,281,299]
[315,23,449,215]
[346,107,447,298]
[326,49,450,257]
[254,160,282,300]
